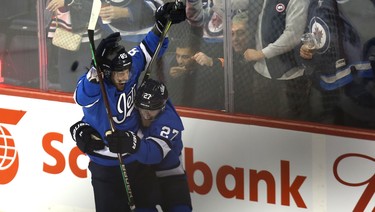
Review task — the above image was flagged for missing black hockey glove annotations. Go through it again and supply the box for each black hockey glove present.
[95,32,121,65]
[155,2,186,33]
[70,121,105,153]
[106,130,140,154]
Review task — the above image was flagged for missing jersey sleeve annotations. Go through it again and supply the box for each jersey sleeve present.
[126,30,169,80]
[73,72,102,107]
[133,102,184,165]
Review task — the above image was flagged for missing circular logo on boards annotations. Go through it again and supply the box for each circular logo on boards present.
[0,125,19,184]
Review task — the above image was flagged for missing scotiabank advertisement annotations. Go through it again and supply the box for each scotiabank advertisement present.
[0,94,374,212]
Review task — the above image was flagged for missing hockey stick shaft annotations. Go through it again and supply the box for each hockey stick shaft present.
[87,1,135,211]
[142,20,172,83]
[142,0,181,83]
[88,29,136,212]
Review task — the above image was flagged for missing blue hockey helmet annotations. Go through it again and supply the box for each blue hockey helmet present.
[135,79,168,110]
[100,45,132,80]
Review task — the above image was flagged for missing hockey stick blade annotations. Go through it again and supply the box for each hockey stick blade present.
[88,0,101,65]
[88,0,101,31]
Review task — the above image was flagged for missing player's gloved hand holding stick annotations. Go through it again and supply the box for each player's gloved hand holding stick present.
[70,121,105,154]
[144,0,186,83]
[154,1,186,34]
[106,130,140,154]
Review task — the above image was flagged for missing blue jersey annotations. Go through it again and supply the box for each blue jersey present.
[131,100,185,177]
[74,31,168,166]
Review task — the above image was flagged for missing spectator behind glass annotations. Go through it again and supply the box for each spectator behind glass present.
[186,0,224,42]
[300,0,375,127]
[185,0,249,58]
[178,12,257,114]
[243,0,312,120]
[46,0,102,92]
[184,10,306,117]
[154,33,225,110]
[99,0,163,50]
[162,12,257,113]
[230,12,257,114]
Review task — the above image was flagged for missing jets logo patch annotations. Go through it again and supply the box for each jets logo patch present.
[309,16,330,54]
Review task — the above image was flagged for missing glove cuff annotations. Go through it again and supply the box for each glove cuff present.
[86,66,100,83]
[70,121,90,141]
[127,131,140,154]
[152,24,163,37]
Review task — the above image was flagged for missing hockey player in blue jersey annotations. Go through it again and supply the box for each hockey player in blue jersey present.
[105,79,192,211]
[69,2,186,212]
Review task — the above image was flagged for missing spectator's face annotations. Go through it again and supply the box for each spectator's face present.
[176,47,194,67]
[111,69,130,91]
[232,22,249,53]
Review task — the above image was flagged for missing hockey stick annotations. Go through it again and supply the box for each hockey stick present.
[87,0,135,211]
[141,0,181,83]
[142,21,172,83]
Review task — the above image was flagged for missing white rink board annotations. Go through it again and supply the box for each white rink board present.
[0,94,374,212]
